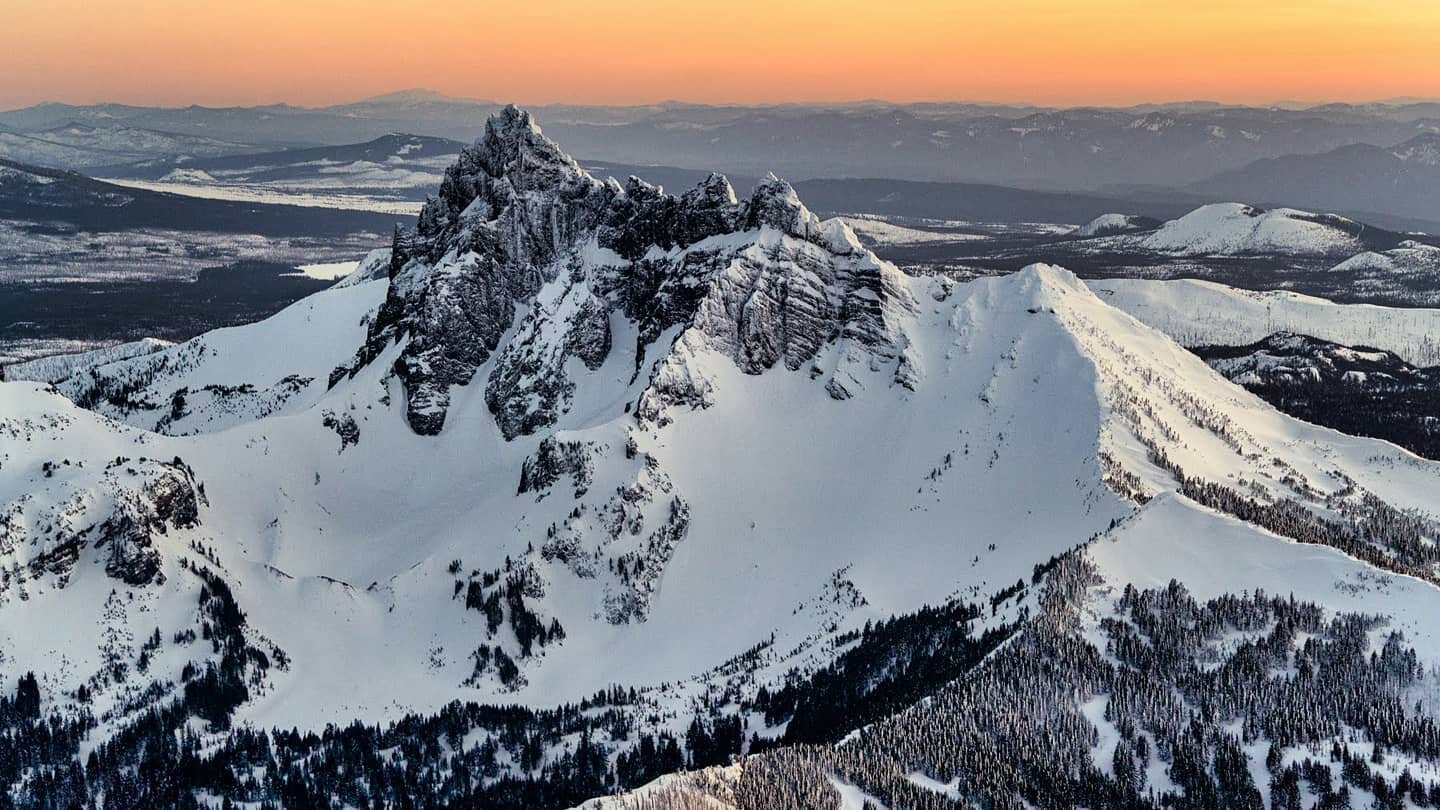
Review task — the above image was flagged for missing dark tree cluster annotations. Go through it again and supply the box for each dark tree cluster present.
[727,553,1440,810]
[759,596,1019,745]
[1194,333,1440,461]
[456,562,566,688]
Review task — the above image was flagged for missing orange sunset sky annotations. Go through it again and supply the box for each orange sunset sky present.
[4,0,1439,109]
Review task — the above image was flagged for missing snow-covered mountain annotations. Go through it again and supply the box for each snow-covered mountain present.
[1090,276,1440,365]
[5,105,1440,807]
[1070,212,1161,238]
[1135,202,1372,257]
[1329,239,1440,282]
[1045,202,1418,261]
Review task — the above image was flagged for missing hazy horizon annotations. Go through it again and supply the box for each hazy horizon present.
[7,86,1440,114]
[7,0,1440,110]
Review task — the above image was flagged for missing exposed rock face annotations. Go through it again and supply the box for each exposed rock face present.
[341,105,615,435]
[338,105,918,438]
[2,456,202,592]
[636,214,918,423]
[97,458,201,586]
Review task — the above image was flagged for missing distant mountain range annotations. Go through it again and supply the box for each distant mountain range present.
[0,158,398,235]
[0,121,267,169]
[1191,132,1440,224]
[2,91,1436,195]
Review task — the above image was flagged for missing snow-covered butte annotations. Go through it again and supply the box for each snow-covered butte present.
[1070,213,1158,238]
[1136,202,1367,257]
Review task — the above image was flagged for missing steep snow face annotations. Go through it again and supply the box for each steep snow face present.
[0,262,1134,729]
[332,246,392,288]
[1136,202,1364,257]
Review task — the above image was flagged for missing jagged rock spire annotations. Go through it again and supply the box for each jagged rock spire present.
[335,106,912,437]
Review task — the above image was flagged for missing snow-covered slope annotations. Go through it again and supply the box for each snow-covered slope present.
[35,279,388,435]
[1070,213,1159,238]
[2,338,171,384]
[1089,277,1440,366]
[5,107,1440,792]
[1329,240,1440,281]
[1136,202,1367,256]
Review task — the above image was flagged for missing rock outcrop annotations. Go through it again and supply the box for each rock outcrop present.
[338,105,917,437]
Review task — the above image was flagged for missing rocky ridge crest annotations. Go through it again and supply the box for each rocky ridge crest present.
[338,105,916,437]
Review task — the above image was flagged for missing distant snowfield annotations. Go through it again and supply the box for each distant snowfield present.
[98,177,424,215]
[292,260,361,281]
[840,215,989,246]
[1134,202,1362,257]
[1089,277,1440,365]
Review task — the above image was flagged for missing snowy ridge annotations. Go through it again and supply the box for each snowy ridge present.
[2,338,171,384]
[1089,277,1440,365]
[45,279,388,434]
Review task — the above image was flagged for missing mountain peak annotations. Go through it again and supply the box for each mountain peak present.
[1137,202,1373,257]
[340,105,906,435]
[352,88,479,105]
[471,104,584,188]
[745,172,822,241]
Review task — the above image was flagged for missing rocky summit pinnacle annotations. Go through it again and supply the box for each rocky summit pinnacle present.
[335,105,914,437]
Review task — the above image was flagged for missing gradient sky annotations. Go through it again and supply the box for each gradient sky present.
[5,0,1440,108]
